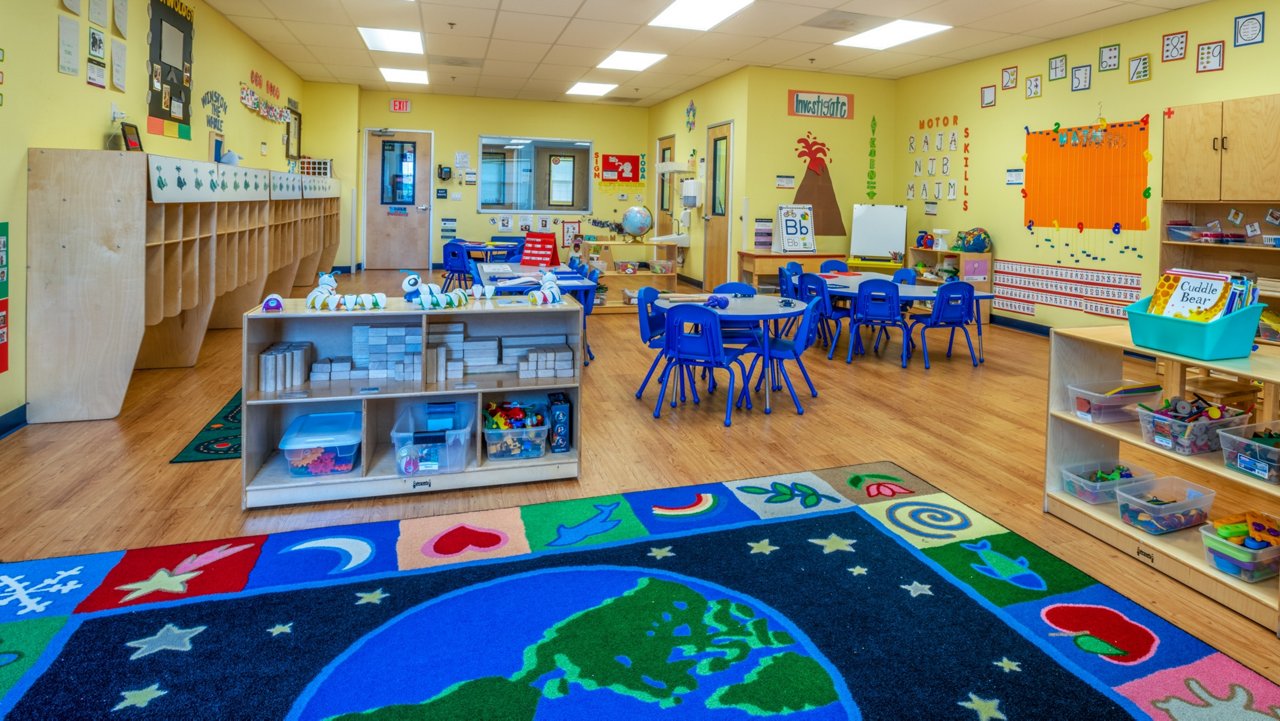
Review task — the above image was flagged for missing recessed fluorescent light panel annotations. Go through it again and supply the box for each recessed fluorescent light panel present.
[380,68,429,84]
[598,51,666,71]
[649,0,754,31]
[836,20,949,50]
[567,82,617,96]
[358,27,424,54]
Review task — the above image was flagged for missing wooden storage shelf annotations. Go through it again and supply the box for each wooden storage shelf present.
[1163,241,1279,252]
[241,298,583,508]
[1046,325,1280,633]
[579,241,679,315]
[905,247,992,324]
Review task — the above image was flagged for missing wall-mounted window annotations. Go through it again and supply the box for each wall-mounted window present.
[478,136,591,213]
[381,140,416,205]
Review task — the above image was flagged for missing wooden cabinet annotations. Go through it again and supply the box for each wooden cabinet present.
[736,251,846,290]
[1046,326,1280,631]
[1164,94,1280,201]
[578,240,679,314]
[241,298,582,508]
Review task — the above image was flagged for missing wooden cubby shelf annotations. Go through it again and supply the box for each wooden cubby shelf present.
[576,240,679,315]
[1046,325,1280,633]
[241,298,583,509]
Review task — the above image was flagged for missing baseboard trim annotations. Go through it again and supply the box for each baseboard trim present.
[676,273,702,289]
[0,404,27,441]
[990,315,1049,336]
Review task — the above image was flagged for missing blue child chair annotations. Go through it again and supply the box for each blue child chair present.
[909,281,978,369]
[848,279,911,367]
[740,298,822,415]
[653,304,753,427]
[441,241,472,291]
[634,287,667,399]
[797,273,847,360]
[467,257,485,289]
[820,259,850,273]
[580,266,601,365]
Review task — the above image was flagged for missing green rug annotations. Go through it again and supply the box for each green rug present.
[169,391,241,463]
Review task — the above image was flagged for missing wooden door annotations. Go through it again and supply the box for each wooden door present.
[365,130,432,269]
[1221,95,1280,201]
[656,135,675,236]
[703,122,732,290]
[1162,103,1221,202]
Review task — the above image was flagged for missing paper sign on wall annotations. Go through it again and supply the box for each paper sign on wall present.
[773,204,816,253]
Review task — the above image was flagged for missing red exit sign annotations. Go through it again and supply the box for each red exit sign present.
[390,99,412,113]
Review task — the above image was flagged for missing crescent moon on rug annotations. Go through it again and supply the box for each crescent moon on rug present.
[281,537,375,574]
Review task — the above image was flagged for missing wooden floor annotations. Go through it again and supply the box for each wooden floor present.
[2,270,1278,682]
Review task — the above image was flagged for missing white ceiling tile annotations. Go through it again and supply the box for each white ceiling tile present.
[691,59,748,78]
[978,0,1118,34]
[338,0,423,28]
[649,55,723,74]
[576,0,672,25]
[425,61,482,79]
[627,70,700,88]
[425,34,489,58]
[832,50,930,74]
[482,59,538,78]
[939,33,1043,59]
[281,21,367,49]
[793,0,855,7]
[541,44,612,66]
[530,64,590,82]
[261,0,350,24]
[477,76,529,91]
[492,12,572,42]
[521,78,577,94]
[712,2,826,37]
[730,38,826,65]
[774,44,872,69]
[836,0,938,14]
[618,26,702,54]
[206,0,273,18]
[262,42,323,64]
[486,39,553,62]
[418,4,497,37]
[325,66,387,83]
[907,0,1038,26]
[893,27,1013,55]
[884,55,963,77]
[558,18,641,49]
[419,0,498,8]
[677,33,763,58]
[430,76,479,90]
[1022,3,1167,39]
[499,0,584,15]
[227,16,300,45]
[286,62,336,80]
[476,87,522,99]
[1129,0,1208,8]
[775,25,863,44]
[308,46,374,66]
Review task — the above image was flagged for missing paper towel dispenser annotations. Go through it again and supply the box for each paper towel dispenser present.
[681,179,702,208]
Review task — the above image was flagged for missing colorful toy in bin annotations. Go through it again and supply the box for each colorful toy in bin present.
[1060,460,1154,504]
[1116,477,1214,535]
[1219,421,1280,483]
[1202,512,1280,582]
[915,231,936,249]
[278,411,362,477]
[484,402,549,460]
[1136,397,1249,455]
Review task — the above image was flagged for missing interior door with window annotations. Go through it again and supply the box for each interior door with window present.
[703,122,732,290]
[657,135,675,236]
[364,130,432,270]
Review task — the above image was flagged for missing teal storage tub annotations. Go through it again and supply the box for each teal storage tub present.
[1126,298,1264,361]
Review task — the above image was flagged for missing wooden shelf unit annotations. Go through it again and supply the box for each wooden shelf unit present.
[1046,325,1280,632]
[904,246,992,324]
[577,240,679,315]
[241,297,583,508]
[25,149,341,423]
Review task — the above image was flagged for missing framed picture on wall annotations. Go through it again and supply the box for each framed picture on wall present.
[285,109,302,160]
[120,122,144,151]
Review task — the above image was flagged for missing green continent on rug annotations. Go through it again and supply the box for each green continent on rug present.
[170,391,241,463]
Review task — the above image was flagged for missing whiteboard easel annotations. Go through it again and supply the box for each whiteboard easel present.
[773,204,815,253]
[848,204,907,260]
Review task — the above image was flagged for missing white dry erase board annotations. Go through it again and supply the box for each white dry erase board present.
[848,204,907,259]
[772,204,816,253]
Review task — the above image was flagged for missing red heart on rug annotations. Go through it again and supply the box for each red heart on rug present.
[425,525,508,557]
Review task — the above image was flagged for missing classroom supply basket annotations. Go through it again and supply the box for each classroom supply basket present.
[483,403,549,460]
[1136,404,1250,456]
[1067,380,1162,424]
[1116,477,1214,535]
[1201,522,1280,583]
[1060,460,1155,505]
[1219,421,1280,484]
[390,403,474,476]
[1125,297,1264,361]
[278,411,362,477]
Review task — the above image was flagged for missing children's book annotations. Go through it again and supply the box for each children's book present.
[1148,268,1232,321]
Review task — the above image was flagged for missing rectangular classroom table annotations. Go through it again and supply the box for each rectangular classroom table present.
[737,251,846,288]
[475,263,597,295]
[455,238,523,262]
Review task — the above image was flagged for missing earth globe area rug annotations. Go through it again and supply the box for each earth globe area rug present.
[0,462,1277,719]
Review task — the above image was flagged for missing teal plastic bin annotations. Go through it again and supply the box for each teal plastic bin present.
[1126,298,1264,361]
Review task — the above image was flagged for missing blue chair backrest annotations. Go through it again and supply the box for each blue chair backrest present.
[586,267,601,283]
[663,304,726,365]
[796,273,832,315]
[784,261,803,277]
[713,282,756,296]
[856,279,902,322]
[467,258,485,287]
[820,259,849,273]
[892,268,916,285]
[790,298,823,355]
[777,269,796,299]
[567,256,581,270]
[578,267,601,315]
[443,242,469,272]
[637,287,664,342]
[930,281,974,324]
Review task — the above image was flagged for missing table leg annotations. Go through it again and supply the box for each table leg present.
[975,299,985,363]
[762,322,773,414]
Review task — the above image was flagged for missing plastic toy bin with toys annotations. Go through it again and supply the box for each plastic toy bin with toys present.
[1060,460,1156,505]
[1125,297,1264,362]
[1200,512,1280,583]
[278,411,362,477]
[1136,399,1250,456]
[483,402,549,461]
[1116,477,1215,535]
[1068,380,1162,424]
[390,402,474,476]
[1218,421,1280,484]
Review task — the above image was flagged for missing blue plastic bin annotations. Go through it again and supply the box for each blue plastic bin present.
[1125,298,1264,361]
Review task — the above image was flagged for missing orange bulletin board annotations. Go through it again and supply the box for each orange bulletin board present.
[1023,119,1149,232]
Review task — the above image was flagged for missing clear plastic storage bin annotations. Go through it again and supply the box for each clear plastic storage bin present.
[1116,477,1214,535]
[483,404,549,461]
[1060,460,1155,504]
[1218,421,1280,484]
[279,411,362,477]
[1201,524,1280,583]
[390,403,474,476]
[1068,380,1162,423]
[1136,405,1250,455]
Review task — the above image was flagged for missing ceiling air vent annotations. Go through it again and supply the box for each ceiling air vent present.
[801,11,887,33]
[428,55,484,68]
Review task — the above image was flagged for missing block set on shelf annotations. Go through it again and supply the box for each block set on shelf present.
[258,342,313,392]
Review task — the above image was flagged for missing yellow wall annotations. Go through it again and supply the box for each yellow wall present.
[302,82,360,267]
[0,0,304,417]
[352,92,651,266]
[896,0,1277,327]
